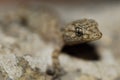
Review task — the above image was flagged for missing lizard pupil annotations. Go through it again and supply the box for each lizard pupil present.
[75,27,83,37]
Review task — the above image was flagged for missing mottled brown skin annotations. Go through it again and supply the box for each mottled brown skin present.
[63,19,102,45]
[52,18,102,79]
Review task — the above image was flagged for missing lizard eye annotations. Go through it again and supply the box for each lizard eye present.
[75,27,83,37]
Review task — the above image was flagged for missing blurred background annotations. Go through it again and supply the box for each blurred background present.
[0,0,119,60]
[0,0,119,80]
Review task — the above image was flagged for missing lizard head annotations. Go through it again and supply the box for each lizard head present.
[63,18,102,45]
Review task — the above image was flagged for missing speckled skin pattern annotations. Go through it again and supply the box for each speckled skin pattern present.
[63,19,102,45]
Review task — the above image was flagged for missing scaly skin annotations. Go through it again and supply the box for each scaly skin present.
[63,19,102,45]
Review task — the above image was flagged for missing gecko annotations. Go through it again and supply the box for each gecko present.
[2,7,102,80]
[26,13,102,79]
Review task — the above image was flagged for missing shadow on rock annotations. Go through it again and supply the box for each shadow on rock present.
[61,43,101,61]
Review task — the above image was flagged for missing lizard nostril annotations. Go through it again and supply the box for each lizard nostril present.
[94,32,102,39]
